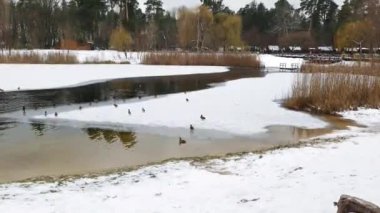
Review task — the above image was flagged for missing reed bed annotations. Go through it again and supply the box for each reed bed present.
[0,52,78,64]
[284,73,380,114]
[301,62,380,76]
[142,52,260,68]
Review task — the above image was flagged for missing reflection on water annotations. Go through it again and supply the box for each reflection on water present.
[30,123,47,137]
[0,120,138,150]
[0,122,15,131]
[84,128,137,149]
[0,120,16,137]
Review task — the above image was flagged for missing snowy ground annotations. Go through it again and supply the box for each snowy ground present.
[1,109,380,213]
[259,54,304,69]
[340,109,380,127]
[2,53,379,212]
[34,73,327,137]
[0,65,228,92]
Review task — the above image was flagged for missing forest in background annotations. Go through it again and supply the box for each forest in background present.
[0,0,379,51]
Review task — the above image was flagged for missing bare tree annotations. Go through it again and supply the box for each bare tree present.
[0,0,9,49]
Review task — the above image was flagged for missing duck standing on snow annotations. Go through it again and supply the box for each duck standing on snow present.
[200,115,206,120]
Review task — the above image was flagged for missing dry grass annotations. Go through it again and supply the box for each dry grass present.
[83,58,130,64]
[301,62,380,76]
[0,52,78,64]
[45,52,78,64]
[284,73,380,114]
[142,52,260,68]
[83,59,116,64]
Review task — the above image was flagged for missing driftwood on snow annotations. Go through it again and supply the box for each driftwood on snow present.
[336,195,380,213]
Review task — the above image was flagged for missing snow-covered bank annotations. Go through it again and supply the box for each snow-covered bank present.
[259,54,304,69]
[35,73,327,136]
[2,50,304,68]
[340,108,380,127]
[0,65,228,92]
[0,127,379,213]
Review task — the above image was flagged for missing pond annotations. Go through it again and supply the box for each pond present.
[0,68,356,183]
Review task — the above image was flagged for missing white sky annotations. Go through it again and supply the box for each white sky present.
[138,0,345,12]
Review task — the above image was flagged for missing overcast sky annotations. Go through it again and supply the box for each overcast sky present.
[138,0,345,12]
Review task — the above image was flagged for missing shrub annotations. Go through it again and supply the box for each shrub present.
[109,27,133,53]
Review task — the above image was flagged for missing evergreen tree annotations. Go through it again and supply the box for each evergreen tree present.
[144,0,164,21]
[273,0,299,35]
[200,0,233,14]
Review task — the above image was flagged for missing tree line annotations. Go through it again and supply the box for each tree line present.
[0,0,379,51]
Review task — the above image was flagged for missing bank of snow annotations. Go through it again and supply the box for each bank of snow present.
[259,54,304,69]
[0,65,228,92]
[340,108,380,127]
[2,50,303,68]
[35,73,327,136]
[1,127,379,213]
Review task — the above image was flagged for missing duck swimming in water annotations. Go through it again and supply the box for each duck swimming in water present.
[179,137,187,145]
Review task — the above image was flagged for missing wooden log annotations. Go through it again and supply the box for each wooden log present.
[336,195,380,213]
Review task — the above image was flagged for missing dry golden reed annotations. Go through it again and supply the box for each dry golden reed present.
[284,72,380,114]
[0,52,78,64]
[301,62,380,76]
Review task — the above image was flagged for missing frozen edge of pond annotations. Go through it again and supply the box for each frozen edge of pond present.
[33,73,328,137]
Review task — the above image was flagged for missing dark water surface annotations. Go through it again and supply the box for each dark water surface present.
[0,68,355,183]
[0,67,264,114]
